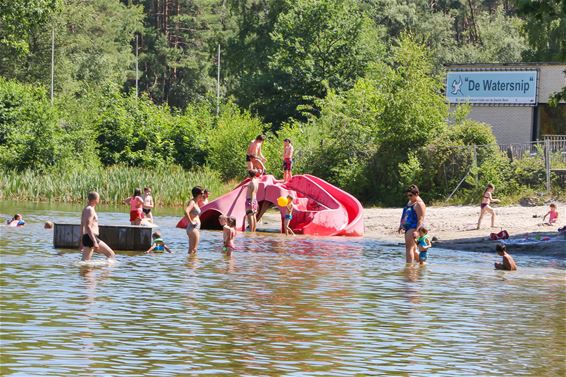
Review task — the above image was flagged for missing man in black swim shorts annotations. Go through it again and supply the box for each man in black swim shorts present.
[80,191,116,262]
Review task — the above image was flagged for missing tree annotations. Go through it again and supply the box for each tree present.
[516,0,566,62]
[267,0,382,124]
[1,0,144,98]
[0,0,58,57]
[129,0,235,108]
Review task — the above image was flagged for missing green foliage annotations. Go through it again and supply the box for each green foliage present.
[2,0,143,98]
[517,0,566,62]
[0,165,227,206]
[267,0,382,121]
[0,78,59,171]
[96,92,177,167]
[205,103,268,180]
[0,0,58,57]
[290,37,446,204]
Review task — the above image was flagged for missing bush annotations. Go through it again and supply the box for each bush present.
[0,78,59,171]
[205,103,268,180]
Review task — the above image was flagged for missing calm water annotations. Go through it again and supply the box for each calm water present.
[1,202,565,376]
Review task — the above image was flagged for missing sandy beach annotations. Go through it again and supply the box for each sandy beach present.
[362,203,565,254]
[262,202,566,255]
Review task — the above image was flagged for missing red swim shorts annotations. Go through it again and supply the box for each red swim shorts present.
[130,209,144,222]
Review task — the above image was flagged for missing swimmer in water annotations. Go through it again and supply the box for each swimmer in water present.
[416,226,431,265]
[220,215,236,255]
[80,191,116,262]
[7,214,25,227]
[494,244,517,271]
[146,231,172,253]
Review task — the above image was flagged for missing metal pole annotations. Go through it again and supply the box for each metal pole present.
[50,28,55,105]
[545,138,551,193]
[216,44,220,116]
[135,34,139,97]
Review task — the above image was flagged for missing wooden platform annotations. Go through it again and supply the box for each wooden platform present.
[53,223,154,251]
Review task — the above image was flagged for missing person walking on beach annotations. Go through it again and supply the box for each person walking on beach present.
[246,135,267,174]
[124,188,145,225]
[494,244,517,271]
[80,191,116,262]
[244,170,259,232]
[184,186,204,254]
[283,138,294,182]
[398,184,426,264]
[477,184,500,230]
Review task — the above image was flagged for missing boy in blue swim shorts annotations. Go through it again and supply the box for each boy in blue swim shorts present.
[416,227,431,265]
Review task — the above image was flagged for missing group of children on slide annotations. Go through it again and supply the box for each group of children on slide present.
[137,135,295,255]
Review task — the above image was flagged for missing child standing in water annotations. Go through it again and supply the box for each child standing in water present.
[283,138,294,182]
[283,195,295,236]
[220,215,236,254]
[542,203,559,225]
[477,184,500,230]
[416,227,432,265]
[146,231,172,253]
[494,244,517,270]
[142,187,154,223]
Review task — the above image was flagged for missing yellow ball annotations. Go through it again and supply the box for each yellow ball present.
[277,196,289,207]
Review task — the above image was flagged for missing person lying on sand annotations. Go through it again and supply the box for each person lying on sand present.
[494,244,517,271]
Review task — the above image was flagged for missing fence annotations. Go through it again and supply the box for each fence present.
[436,135,566,200]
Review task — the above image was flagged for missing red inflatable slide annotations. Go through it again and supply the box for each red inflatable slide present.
[177,174,364,236]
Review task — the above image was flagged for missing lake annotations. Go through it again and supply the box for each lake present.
[1,201,565,376]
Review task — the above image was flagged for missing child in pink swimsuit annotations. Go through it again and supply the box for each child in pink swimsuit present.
[542,203,559,225]
[123,188,144,225]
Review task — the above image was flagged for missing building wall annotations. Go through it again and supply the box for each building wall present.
[447,64,565,144]
[465,106,533,144]
[538,65,566,103]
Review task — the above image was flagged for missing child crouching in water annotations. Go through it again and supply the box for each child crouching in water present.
[494,244,517,271]
[416,227,431,265]
[219,215,236,254]
[146,231,172,253]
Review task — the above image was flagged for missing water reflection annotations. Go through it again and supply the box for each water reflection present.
[0,203,565,376]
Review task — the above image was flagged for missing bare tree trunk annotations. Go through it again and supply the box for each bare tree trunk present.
[467,0,483,45]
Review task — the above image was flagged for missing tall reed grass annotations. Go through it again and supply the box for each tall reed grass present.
[0,165,232,206]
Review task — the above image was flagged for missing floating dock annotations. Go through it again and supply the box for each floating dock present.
[53,223,154,251]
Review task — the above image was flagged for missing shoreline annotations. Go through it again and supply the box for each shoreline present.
[362,204,566,256]
[260,203,566,256]
[3,199,565,256]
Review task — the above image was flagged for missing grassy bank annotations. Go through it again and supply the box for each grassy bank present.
[0,166,232,206]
